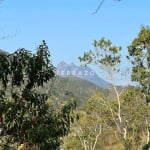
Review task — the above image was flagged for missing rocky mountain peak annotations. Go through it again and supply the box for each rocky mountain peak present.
[57,61,111,88]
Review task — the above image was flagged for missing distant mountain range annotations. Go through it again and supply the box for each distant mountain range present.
[57,61,111,88]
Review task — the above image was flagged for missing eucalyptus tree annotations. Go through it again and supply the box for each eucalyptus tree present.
[79,38,130,143]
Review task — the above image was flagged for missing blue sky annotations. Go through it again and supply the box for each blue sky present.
[0,0,150,84]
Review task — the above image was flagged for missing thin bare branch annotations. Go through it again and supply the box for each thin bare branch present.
[92,124,102,150]
[92,0,105,15]
[92,0,122,15]
[0,31,18,40]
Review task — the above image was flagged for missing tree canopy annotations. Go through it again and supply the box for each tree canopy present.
[0,40,76,149]
[127,26,150,104]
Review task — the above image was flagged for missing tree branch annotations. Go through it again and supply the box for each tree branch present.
[92,0,105,15]
[92,0,122,15]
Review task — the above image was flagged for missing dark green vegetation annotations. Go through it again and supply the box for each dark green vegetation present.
[0,41,76,149]
[127,26,150,105]
[0,26,150,150]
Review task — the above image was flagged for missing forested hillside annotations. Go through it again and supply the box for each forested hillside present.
[36,76,106,105]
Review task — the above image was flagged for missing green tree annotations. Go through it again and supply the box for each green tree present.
[79,38,132,146]
[79,37,142,149]
[61,94,112,150]
[78,37,124,132]
[73,94,105,150]
[127,26,150,104]
[127,26,150,149]
[0,40,75,149]
[120,87,148,149]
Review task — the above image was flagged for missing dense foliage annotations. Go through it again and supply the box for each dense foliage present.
[127,26,150,104]
[0,41,76,149]
[62,88,149,150]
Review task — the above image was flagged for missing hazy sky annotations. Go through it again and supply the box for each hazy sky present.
[0,0,150,84]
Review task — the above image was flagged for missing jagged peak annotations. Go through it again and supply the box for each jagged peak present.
[56,61,111,88]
